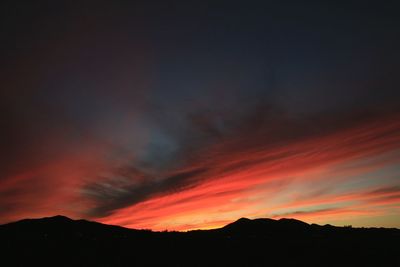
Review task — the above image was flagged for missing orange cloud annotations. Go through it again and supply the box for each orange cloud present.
[1,110,399,230]
[98,113,400,230]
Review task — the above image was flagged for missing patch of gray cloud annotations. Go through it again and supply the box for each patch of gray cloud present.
[366,186,400,196]
[82,104,400,219]
[271,207,341,218]
[82,168,206,217]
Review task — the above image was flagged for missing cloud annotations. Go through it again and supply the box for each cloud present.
[1,2,400,229]
[271,207,342,218]
[94,111,400,230]
[366,186,400,196]
[82,168,206,217]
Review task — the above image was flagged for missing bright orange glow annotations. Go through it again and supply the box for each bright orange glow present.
[0,113,399,230]
[98,114,400,230]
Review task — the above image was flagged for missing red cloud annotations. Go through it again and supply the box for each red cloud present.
[98,113,400,230]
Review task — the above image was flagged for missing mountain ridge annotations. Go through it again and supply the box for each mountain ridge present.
[1,215,399,266]
[3,215,398,232]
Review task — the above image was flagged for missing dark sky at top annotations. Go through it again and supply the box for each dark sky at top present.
[1,1,399,229]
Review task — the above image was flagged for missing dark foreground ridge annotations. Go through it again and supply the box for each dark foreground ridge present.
[1,216,399,266]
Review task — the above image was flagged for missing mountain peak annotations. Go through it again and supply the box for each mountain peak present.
[46,215,73,221]
[278,218,309,226]
[221,217,311,234]
[235,217,251,223]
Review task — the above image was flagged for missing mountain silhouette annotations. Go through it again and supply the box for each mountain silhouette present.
[222,217,310,234]
[1,216,399,266]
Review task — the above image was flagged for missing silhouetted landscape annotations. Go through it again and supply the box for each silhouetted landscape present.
[1,216,399,266]
[2,2,400,266]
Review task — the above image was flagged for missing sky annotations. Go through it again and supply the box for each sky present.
[1,1,400,230]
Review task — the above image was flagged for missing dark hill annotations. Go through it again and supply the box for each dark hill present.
[1,216,399,267]
[221,217,310,234]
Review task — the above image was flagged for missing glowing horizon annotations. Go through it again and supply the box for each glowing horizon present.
[2,112,399,231]
[97,114,400,231]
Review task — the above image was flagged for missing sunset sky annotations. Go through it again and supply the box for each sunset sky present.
[1,1,400,231]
